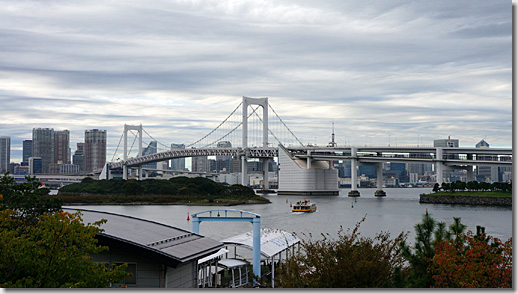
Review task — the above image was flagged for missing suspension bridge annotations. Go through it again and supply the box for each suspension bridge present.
[101,96,512,197]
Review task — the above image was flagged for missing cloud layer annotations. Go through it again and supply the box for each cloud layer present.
[0,0,512,161]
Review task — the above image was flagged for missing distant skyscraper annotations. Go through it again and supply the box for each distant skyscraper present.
[0,136,10,174]
[22,140,32,164]
[32,128,54,173]
[73,143,85,172]
[84,129,106,173]
[476,139,490,148]
[170,143,185,171]
[54,130,70,164]
[142,141,158,170]
[29,157,43,175]
[433,137,459,148]
[216,141,232,172]
[192,156,209,173]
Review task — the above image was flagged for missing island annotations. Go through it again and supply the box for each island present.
[419,181,512,207]
[57,176,271,206]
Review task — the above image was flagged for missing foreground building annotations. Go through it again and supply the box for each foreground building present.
[64,209,223,288]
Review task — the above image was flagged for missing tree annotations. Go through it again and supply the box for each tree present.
[0,174,62,225]
[430,232,512,288]
[275,216,408,288]
[0,209,129,287]
[399,213,467,288]
[432,183,440,193]
[0,174,130,287]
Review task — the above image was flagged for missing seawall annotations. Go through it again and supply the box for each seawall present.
[419,194,512,207]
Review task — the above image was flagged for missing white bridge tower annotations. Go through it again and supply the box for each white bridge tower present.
[123,124,143,180]
[241,96,270,190]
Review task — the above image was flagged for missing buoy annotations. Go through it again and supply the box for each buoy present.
[355,199,357,203]
[217,211,220,217]
[290,202,292,207]
[187,212,190,221]
[286,196,288,203]
[352,202,354,208]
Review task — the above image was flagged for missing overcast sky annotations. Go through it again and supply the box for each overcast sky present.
[0,0,512,162]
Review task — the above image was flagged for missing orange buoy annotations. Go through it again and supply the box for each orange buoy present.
[187,212,190,221]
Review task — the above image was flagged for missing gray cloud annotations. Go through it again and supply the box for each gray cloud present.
[0,0,511,162]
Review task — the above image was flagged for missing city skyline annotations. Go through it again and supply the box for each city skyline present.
[0,1,512,162]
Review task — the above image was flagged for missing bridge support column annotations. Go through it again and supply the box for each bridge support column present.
[466,166,474,182]
[262,158,269,191]
[435,147,444,184]
[138,166,142,181]
[375,163,386,197]
[241,155,248,186]
[348,147,360,197]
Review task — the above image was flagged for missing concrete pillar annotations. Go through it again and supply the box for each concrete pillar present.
[252,217,261,283]
[435,147,444,184]
[262,158,269,190]
[466,166,474,182]
[348,147,360,197]
[138,166,142,181]
[307,150,311,169]
[375,162,386,197]
[192,217,200,234]
[241,155,248,186]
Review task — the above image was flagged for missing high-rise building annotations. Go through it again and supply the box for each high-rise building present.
[142,141,158,170]
[0,136,10,174]
[22,140,32,164]
[192,156,209,173]
[32,128,54,174]
[84,129,106,173]
[170,143,185,171]
[476,139,490,148]
[54,130,70,164]
[433,137,459,148]
[475,139,498,182]
[73,143,85,172]
[29,157,43,175]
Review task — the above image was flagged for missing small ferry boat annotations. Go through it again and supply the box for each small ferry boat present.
[292,200,317,213]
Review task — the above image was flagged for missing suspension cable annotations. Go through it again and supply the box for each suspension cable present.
[142,128,170,150]
[110,131,125,162]
[200,105,261,148]
[186,102,243,148]
[269,104,305,147]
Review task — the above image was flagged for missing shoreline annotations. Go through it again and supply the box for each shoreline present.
[419,193,511,206]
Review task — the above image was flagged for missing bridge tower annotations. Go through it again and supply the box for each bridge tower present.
[241,97,270,189]
[123,124,143,180]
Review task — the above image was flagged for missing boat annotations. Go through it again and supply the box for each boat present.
[292,200,317,213]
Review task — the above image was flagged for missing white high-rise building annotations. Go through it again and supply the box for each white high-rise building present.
[84,129,106,173]
[0,136,10,174]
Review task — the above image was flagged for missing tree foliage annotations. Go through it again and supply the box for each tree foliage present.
[0,174,129,288]
[430,232,512,288]
[275,216,407,288]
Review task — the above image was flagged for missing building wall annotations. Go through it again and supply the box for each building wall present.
[84,129,106,173]
[170,144,186,171]
[22,140,32,164]
[32,128,54,173]
[54,130,70,164]
[0,136,10,174]
[166,262,196,288]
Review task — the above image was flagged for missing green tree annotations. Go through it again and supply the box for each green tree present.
[432,183,440,193]
[399,213,467,287]
[0,174,62,225]
[0,209,129,287]
[122,180,143,195]
[275,216,408,288]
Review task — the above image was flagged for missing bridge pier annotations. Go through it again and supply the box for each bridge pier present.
[466,166,474,182]
[435,147,444,184]
[375,163,386,197]
[348,147,360,197]
[262,158,269,190]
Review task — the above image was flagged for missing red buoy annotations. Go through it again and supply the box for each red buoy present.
[187,212,190,221]
[290,202,292,207]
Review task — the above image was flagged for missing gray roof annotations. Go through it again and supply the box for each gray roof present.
[64,208,223,266]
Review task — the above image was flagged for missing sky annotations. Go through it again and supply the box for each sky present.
[0,0,513,163]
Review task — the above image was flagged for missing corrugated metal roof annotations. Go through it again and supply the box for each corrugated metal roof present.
[64,208,223,264]
[221,228,301,258]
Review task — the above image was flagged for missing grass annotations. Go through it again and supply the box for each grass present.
[430,191,512,198]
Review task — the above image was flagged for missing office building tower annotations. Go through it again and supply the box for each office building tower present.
[32,128,54,173]
[170,143,185,171]
[73,143,85,172]
[192,156,209,173]
[433,137,459,148]
[84,129,106,173]
[0,136,10,174]
[54,130,70,164]
[142,141,158,170]
[22,140,33,164]
[475,139,498,182]
[29,157,43,175]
